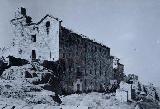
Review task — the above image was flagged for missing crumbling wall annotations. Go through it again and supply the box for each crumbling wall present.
[8,56,29,66]
[10,8,60,61]
[0,57,9,76]
[59,27,114,94]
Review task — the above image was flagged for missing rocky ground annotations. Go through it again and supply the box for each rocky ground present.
[1,63,160,109]
[0,63,137,109]
[0,64,60,109]
[0,92,135,109]
[60,92,135,109]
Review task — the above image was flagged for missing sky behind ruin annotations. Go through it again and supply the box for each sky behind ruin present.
[0,0,160,86]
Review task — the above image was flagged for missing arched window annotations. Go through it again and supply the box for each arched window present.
[46,21,50,27]
[46,21,50,34]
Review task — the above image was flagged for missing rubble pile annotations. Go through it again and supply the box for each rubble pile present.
[0,64,61,107]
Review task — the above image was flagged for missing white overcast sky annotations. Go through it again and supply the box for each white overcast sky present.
[0,0,160,86]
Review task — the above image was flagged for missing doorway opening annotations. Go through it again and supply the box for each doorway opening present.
[32,50,36,60]
[77,84,80,92]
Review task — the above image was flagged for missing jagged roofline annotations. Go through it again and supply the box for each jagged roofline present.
[60,26,123,62]
[10,16,37,26]
[61,26,111,50]
[36,14,62,25]
[11,14,62,25]
[10,11,121,63]
[10,17,23,22]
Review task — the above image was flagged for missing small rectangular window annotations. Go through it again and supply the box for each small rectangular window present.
[31,35,36,42]
[100,70,102,76]
[85,69,87,76]
[84,43,87,52]
[21,7,26,16]
[85,57,87,64]
[69,65,71,71]
[63,53,65,58]
[77,67,82,77]
[99,48,101,52]
[50,51,51,59]
[95,46,97,52]
[90,69,92,74]
[84,79,87,86]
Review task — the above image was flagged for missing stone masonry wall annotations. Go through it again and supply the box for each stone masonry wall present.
[59,27,114,93]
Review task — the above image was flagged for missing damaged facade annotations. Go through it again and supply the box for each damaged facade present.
[60,27,114,93]
[10,7,60,61]
[113,58,124,84]
[10,7,124,94]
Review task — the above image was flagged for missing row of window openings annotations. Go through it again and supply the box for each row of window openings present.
[63,42,108,54]
[85,69,107,76]
[62,53,102,63]
[66,37,106,52]
[68,67,106,76]
[69,80,99,87]
[84,80,101,87]
[62,52,88,58]
[85,44,109,55]
[66,60,102,72]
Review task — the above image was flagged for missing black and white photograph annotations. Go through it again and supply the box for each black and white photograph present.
[0,0,160,109]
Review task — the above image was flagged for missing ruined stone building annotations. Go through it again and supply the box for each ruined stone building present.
[10,7,124,94]
[60,27,114,93]
[11,7,60,61]
[113,58,124,84]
